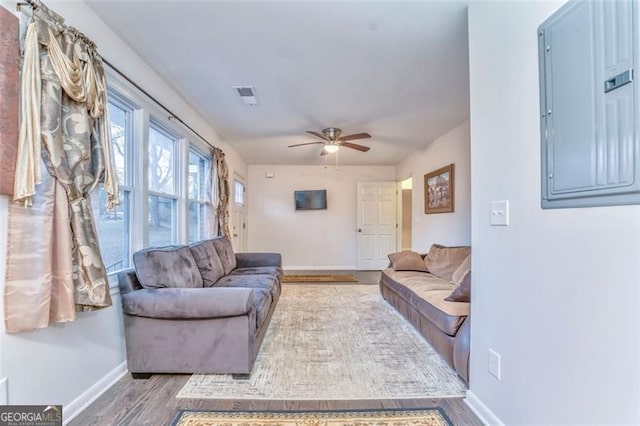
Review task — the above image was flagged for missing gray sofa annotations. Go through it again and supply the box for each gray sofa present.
[380,245,471,383]
[117,236,282,378]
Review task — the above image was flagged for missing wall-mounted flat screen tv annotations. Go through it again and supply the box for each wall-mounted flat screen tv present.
[294,189,327,210]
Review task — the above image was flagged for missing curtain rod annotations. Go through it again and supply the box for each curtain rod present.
[102,59,218,151]
[16,0,218,151]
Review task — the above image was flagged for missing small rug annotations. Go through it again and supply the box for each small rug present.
[171,408,453,426]
[177,285,466,400]
[282,274,358,283]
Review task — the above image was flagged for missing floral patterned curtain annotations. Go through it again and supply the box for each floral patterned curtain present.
[213,147,230,238]
[4,2,119,333]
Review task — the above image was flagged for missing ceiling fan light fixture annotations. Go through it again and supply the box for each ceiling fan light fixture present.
[290,128,370,154]
[324,144,340,153]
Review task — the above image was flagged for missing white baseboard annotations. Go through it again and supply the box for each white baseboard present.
[465,390,504,426]
[63,361,127,425]
[284,266,357,271]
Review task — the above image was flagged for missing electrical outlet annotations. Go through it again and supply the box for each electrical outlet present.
[488,349,502,380]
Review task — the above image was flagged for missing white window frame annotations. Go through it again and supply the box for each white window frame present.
[187,146,213,242]
[147,119,181,246]
[97,92,135,276]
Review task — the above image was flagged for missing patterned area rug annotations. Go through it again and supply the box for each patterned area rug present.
[281,274,358,282]
[171,408,453,426]
[177,285,466,400]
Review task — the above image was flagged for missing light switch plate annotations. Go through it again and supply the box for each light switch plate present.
[490,200,509,226]
[488,349,502,380]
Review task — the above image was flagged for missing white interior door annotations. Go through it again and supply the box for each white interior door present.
[356,182,397,270]
[231,177,246,252]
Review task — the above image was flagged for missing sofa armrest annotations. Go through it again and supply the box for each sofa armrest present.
[453,316,471,383]
[235,252,282,268]
[117,268,143,294]
[122,287,254,319]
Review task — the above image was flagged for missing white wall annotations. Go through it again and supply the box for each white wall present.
[395,121,471,252]
[0,0,247,421]
[248,165,395,269]
[467,2,640,424]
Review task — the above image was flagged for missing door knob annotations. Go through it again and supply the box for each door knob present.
[357,228,362,232]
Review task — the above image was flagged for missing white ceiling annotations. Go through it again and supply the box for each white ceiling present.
[87,0,470,166]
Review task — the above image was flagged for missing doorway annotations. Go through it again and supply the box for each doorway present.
[356,181,397,270]
[232,176,246,252]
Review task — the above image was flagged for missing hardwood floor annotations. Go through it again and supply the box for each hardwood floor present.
[70,271,481,425]
[69,373,481,425]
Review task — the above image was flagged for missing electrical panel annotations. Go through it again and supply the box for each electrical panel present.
[538,0,639,208]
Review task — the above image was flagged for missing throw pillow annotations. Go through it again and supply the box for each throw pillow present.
[388,251,428,272]
[189,239,225,287]
[445,271,471,303]
[133,245,204,289]
[423,244,471,281]
[451,254,471,286]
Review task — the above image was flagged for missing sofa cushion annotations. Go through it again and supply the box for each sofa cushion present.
[253,287,273,329]
[424,244,471,281]
[388,251,428,272]
[382,269,469,336]
[230,266,283,280]
[212,236,237,275]
[451,254,471,286]
[446,271,471,303]
[416,289,470,335]
[215,274,279,301]
[383,269,453,291]
[133,246,203,289]
[189,240,225,287]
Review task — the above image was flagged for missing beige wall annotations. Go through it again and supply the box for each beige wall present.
[395,121,471,252]
[247,165,395,269]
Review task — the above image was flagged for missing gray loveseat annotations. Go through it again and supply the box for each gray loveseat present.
[117,236,282,378]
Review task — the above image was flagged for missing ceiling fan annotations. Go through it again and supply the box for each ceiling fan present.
[288,128,371,155]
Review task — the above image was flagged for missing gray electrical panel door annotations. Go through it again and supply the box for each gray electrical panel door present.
[539,0,639,208]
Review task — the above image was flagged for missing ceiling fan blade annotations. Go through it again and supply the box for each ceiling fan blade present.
[288,142,325,148]
[339,132,371,142]
[341,142,370,152]
[307,130,330,141]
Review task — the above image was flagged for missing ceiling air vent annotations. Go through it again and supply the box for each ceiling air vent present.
[233,85,257,105]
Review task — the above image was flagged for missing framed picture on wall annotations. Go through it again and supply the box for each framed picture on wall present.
[424,163,455,214]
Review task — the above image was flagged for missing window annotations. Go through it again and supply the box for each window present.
[188,149,212,243]
[100,76,226,269]
[234,179,245,205]
[148,123,178,246]
[92,99,132,274]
